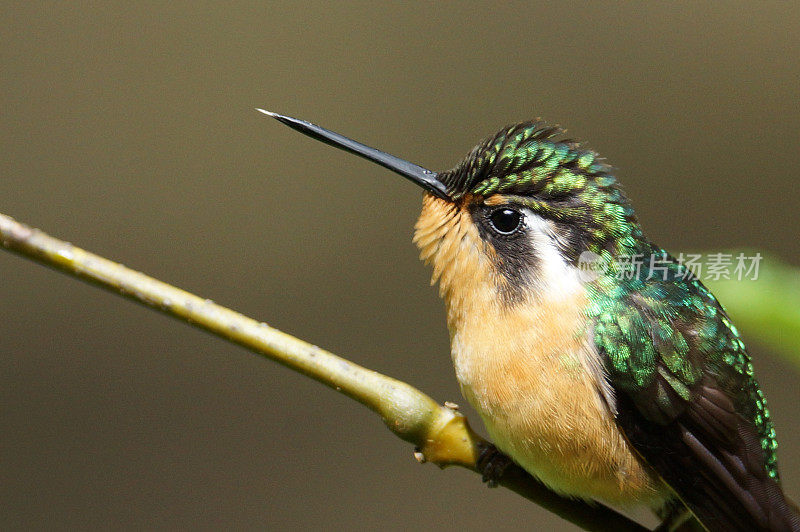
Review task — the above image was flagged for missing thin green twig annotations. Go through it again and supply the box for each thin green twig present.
[0,212,646,532]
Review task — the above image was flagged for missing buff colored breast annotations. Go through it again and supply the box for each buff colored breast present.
[414,195,668,508]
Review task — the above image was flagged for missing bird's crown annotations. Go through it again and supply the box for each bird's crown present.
[439,121,645,261]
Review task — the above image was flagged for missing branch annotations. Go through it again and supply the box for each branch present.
[0,212,646,532]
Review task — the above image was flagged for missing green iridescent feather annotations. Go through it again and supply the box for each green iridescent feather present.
[587,254,780,480]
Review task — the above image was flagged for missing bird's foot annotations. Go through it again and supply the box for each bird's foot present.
[477,442,513,488]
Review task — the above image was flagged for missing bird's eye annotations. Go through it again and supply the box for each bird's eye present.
[488,208,523,235]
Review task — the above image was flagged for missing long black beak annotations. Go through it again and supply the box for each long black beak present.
[257,109,450,200]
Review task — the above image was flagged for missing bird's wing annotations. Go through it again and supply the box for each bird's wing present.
[591,267,799,531]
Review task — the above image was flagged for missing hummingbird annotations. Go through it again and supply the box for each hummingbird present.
[258,109,799,531]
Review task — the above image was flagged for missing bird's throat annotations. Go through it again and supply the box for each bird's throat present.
[413,194,667,507]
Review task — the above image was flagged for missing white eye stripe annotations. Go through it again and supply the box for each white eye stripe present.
[523,210,584,299]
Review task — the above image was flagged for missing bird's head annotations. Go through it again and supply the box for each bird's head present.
[260,111,645,312]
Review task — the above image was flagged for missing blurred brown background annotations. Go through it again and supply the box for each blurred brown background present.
[1,3,799,530]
